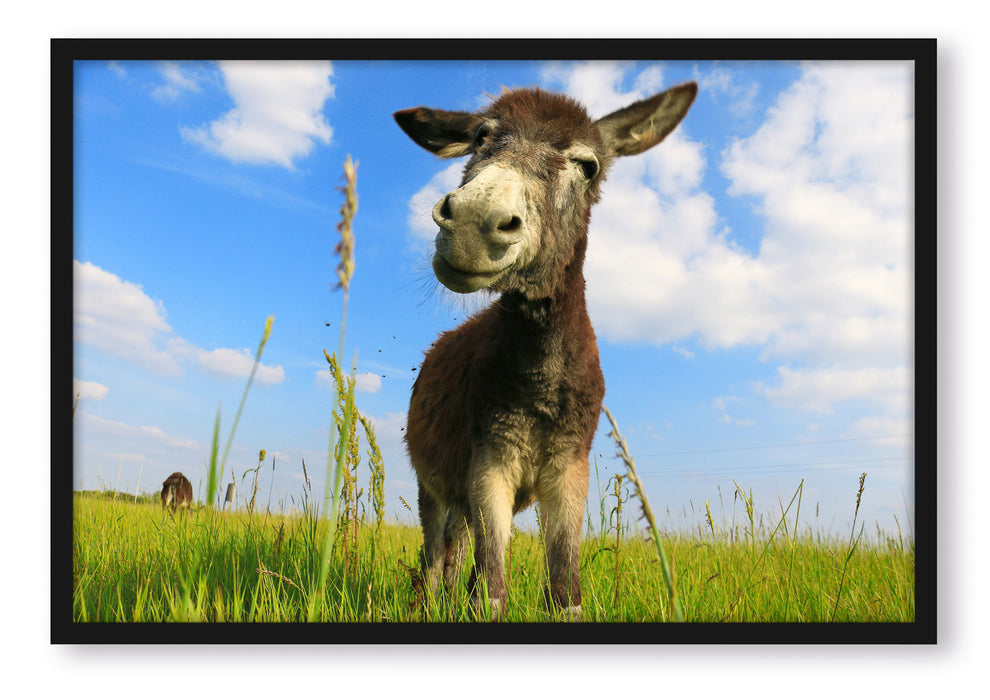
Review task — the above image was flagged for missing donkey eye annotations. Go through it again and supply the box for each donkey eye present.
[572,157,599,180]
[474,124,491,147]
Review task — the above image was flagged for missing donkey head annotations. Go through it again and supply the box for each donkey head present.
[394,82,697,297]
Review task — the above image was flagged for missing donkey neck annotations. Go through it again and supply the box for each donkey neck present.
[494,235,592,358]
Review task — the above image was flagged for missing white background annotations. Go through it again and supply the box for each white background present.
[4,2,973,696]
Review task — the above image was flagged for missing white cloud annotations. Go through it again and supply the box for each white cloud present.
[314,369,333,389]
[850,415,915,449]
[759,365,913,415]
[74,260,182,375]
[181,61,334,169]
[74,378,109,401]
[74,260,284,382]
[694,64,760,119]
[194,347,285,385]
[712,396,739,412]
[77,410,200,451]
[151,61,201,102]
[355,372,382,394]
[720,61,914,370]
[712,395,755,426]
[98,452,147,464]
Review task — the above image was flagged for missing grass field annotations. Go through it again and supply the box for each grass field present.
[71,483,914,623]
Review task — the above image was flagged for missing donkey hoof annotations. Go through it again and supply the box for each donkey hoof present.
[559,605,582,622]
[469,597,502,622]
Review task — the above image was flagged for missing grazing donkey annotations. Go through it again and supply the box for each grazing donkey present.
[395,80,697,619]
[161,472,193,512]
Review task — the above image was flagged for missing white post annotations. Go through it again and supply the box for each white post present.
[134,464,144,503]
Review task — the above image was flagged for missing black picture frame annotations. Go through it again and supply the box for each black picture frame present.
[53,37,936,644]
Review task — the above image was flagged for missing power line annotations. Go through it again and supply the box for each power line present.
[632,433,914,459]
[644,462,912,480]
[635,456,912,479]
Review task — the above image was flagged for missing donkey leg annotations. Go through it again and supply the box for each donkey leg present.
[417,481,447,600]
[442,507,470,595]
[468,467,515,618]
[539,455,589,620]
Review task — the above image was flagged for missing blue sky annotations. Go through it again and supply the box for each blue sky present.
[72,58,915,537]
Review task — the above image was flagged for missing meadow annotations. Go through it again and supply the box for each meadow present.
[72,476,914,624]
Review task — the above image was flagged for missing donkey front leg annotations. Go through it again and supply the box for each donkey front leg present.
[468,464,515,619]
[539,455,590,620]
[417,481,447,601]
[442,508,470,594]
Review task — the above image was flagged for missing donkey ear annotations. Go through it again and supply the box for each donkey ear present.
[393,107,486,159]
[595,81,698,157]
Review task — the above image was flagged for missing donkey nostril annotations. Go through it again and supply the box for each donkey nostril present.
[497,215,522,233]
[439,195,453,221]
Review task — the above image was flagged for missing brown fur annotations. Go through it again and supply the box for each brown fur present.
[161,471,193,511]
[395,81,697,618]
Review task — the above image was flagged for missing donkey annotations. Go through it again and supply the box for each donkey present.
[161,471,193,512]
[395,80,697,619]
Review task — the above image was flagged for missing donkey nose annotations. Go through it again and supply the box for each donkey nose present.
[433,194,524,244]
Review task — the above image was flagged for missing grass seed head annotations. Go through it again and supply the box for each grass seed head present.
[334,156,358,292]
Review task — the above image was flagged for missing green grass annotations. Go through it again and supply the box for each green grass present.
[72,488,914,623]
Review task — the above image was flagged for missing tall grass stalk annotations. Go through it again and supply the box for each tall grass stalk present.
[205,409,222,510]
[783,479,804,615]
[204,316,274,509]
[359,413,386,548]
[220,316,274,490]
[611,474,625,608]
[241,449,266,516]
[831,472,867,621]
[333,155,358,362]
[744,479,803,581]
[266,456,277,514]
[313,156,359,621]
[602,405,684,622]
